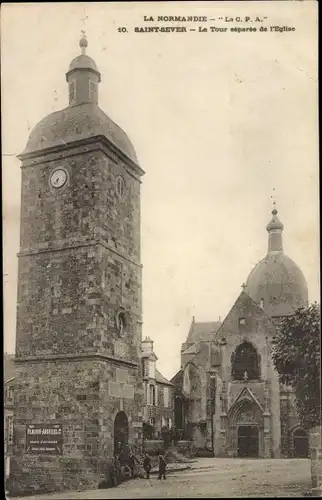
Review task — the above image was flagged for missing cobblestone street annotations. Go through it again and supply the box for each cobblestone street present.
[11,458,311,499]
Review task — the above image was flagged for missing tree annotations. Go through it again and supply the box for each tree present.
[272,303,321,430]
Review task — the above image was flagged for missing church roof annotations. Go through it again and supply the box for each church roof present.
[155,369,173,386]
[20,36,139,166]
[170,369,183,386]
[182,343,200,355]
[186,320,221,343]
[22,103,138,164]
[246,252,308,317]
[69,54,99,73]
[245,206,308,317]
[4,353,15,382]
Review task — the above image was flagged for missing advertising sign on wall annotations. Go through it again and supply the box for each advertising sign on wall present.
[26,424,63,454]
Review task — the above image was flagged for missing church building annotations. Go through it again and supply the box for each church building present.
[172,206,310,459]
[11,36,145,494]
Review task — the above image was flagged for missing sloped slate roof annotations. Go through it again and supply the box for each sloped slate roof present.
[186,321,221,343]
[182,343,200,355]
[155,369,173,386]
[170,369,183,386]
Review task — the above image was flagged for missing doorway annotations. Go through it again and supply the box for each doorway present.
[237,425,259,457]
[293,429,309,458]
[114,411,129,456]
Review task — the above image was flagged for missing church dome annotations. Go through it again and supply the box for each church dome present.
[20,36,138,164]
[22,103,138,163]
[245,205,308,318]
[69,54,99,72]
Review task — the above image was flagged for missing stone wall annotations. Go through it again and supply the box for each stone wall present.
[11,357,143,495]
[13,137,144,495]
[17,144,142,361]
[309,426,322,497]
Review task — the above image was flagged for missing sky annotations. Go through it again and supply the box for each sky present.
[1,2,319,380]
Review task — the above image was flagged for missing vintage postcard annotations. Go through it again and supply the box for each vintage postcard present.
[2,1,319,498]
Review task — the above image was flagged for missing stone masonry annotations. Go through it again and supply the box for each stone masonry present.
[12,38,145,494]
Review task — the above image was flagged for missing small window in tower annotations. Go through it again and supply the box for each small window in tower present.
[69,81,76,103]
[116,176,126,199]
[239,317,246,326]
[260,298,264,309]
[89,80,98,101]
[116,310,127,336]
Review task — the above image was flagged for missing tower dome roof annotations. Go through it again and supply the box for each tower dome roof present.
[69,54,99,72]
[20,36,138,164]
[246,253,308,317]
[245,205,308,317]
[21,103,138,163]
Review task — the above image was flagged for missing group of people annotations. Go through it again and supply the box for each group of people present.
[114,445,167,483]
[143,450,167,480]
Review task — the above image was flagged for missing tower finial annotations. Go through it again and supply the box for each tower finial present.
[80,8,88,55]
[271,188,278,215]
[266,191,284,252]
[79,31,88,55]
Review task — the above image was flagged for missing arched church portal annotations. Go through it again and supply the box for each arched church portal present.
[228,400,264,458]
[231,342,260,381]
[114,411,129,456]
[238,426,259,458]
[293,428,309,458]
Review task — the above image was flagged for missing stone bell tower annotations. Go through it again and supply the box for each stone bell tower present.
[12,36,144,495]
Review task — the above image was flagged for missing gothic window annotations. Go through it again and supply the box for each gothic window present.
[209,376,217,413]
[231,342,260,381]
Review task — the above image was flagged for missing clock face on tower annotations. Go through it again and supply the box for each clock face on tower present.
[50,169,67,189]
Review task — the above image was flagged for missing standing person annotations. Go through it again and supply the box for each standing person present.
[158,450,167,480]
[111,457,119,487]
[143,450,152,479]
[129,449,139,478]
[113,454,121,486]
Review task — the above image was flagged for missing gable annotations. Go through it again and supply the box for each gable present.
[215,291,276,342]
[229,386,264,416]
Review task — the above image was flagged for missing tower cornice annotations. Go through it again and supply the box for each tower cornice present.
[18,135,145,179]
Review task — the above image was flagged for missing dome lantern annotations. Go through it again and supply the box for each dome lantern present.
[266,202,284,253]
[245,203,308,318]
[66,34,101,107]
